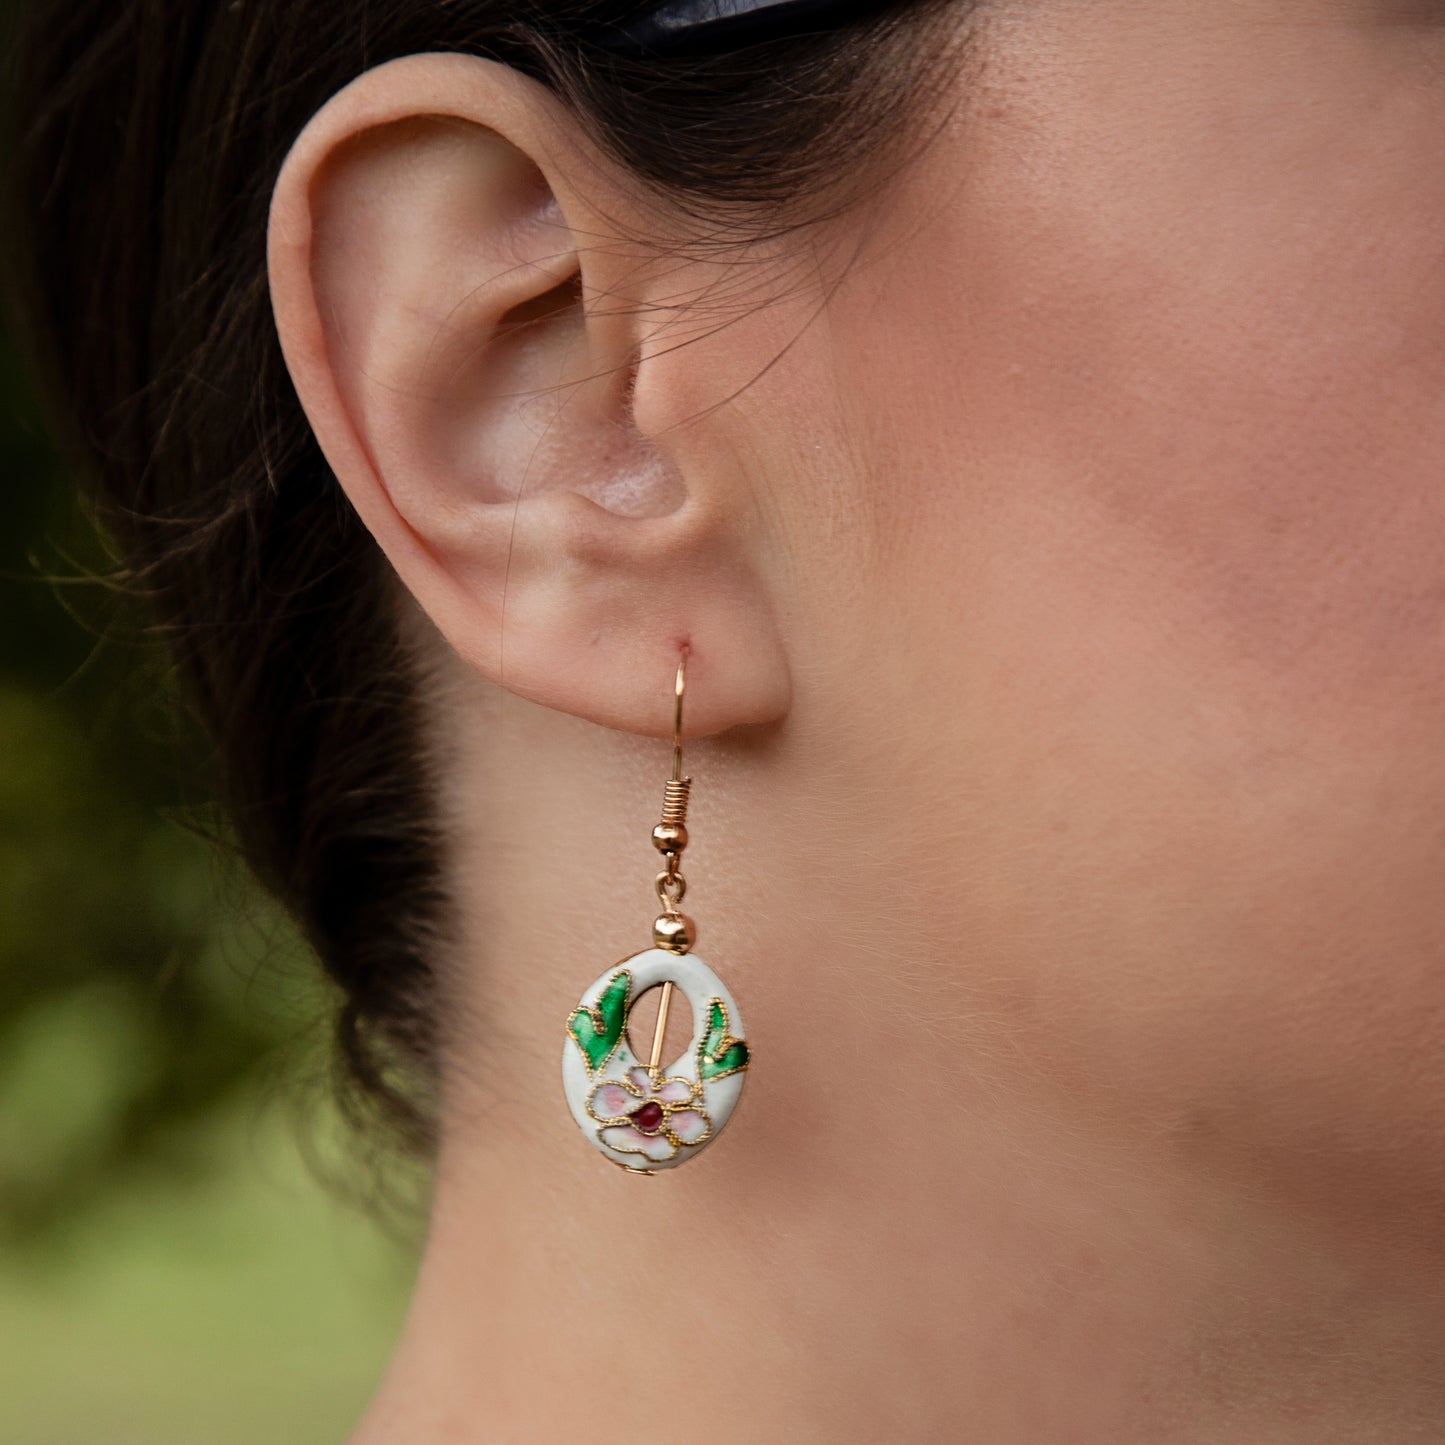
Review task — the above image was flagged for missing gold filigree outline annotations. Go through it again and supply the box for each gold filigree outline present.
[584,1075,646,1125]
[661,1104,713,1151]
[597,1120,679,1165]
[697,995,750,1082]
[566,968,633,1077]
[588,1073,714,1160]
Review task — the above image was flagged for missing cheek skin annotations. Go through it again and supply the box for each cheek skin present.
[867,6,1445,726]
[822,8,1445,1220]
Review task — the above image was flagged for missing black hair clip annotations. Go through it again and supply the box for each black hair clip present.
[592,0,904,58]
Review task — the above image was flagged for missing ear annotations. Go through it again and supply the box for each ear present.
[266,53,789,737]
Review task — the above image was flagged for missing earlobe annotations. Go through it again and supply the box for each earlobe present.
[266,53,790,737]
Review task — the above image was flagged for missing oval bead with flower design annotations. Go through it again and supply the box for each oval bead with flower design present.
[562,949,749,1173]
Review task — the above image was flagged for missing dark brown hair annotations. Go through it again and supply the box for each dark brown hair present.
[7,0,959,1152]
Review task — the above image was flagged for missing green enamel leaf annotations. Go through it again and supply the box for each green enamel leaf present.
[698,998,750,1081]
[569,971,630,1075]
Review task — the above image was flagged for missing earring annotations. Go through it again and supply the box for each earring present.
[561,646,751,1174]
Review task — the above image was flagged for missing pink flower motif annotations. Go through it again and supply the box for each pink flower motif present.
[586,1066,713,1164]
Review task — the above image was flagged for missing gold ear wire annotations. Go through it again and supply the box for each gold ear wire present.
[655,645,692,856]
[649,645,693,1074]
[672,644,687,785]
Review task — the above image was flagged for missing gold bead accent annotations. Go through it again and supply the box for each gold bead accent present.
[652,822,689,854]
[653,912,696,954]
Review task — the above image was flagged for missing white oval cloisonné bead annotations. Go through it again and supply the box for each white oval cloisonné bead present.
[561,949,749,1174]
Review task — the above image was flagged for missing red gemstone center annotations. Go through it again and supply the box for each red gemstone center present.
[633,1101,666,1135]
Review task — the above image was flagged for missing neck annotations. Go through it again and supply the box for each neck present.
[358,1095,1445,1443]
[351,674,1445,1444]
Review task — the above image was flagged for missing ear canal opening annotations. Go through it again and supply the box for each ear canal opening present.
[495,268,584,341]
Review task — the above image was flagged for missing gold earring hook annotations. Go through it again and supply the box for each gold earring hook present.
[672,644,688,784]
[649,644,692,1078]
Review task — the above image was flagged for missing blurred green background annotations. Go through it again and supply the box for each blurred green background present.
[0,33,417,1445]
